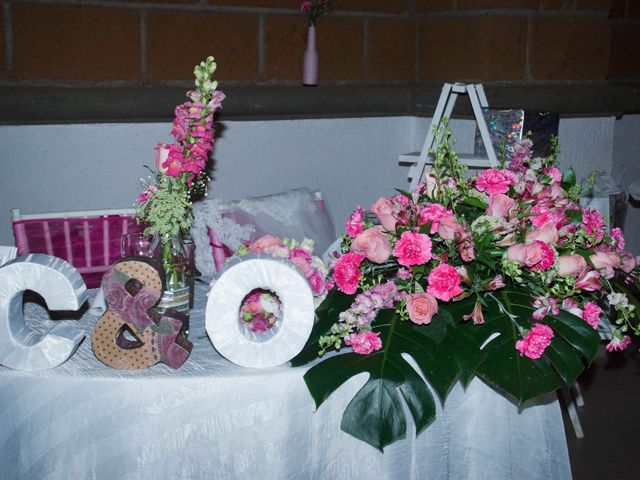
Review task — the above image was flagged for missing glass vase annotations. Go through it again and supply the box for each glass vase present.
[152,233,191,316]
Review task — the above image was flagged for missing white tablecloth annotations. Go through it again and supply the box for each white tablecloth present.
[0,282,572,479]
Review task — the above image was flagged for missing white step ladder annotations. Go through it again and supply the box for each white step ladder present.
[401,83,499,190]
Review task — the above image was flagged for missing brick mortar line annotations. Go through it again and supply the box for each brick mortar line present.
[418,9,611,18]
[7,0,412,18]
[3,2,12,77]
[611,18,640,27]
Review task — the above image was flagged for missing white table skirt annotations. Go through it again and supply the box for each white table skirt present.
[0,282,572,480]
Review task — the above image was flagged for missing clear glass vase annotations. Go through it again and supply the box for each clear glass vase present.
[151,233,191,316]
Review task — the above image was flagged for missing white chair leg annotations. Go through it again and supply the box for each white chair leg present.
[572,383,585,407]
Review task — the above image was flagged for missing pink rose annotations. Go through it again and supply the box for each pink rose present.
[620,252,636,273]
[525,221,559,244]
[507,241,554,271]
[393,231,432,267]
[487,193,516,218]
[154,143,171,174]
[406,292,439,325]
[581,302,601,329]
[437,215,458,240]
[516,323,554,359]
[557,255,587,277]
[351,226,392,264]
[290,247,313,273]
[248,235,285,254]
[306,268,327,295]
[371,197,397,232]
[589,251,620,270]
[427,263,463,302]
[475,169,515,195]
[345,206,365,238]
[345,331,382,355]
[333,252,365,294]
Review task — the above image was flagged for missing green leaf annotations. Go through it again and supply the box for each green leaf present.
[561,167,576,189]
[394,188,413,201]
[301,308,458,450]
[462,196,488,210]
[461,288,600,404]
[565,209,583,225]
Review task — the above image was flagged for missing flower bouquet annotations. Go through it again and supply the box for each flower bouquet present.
[300,0,330,26]
[292,128,640,450]
[229,235,332,333]
[136,57,225,312]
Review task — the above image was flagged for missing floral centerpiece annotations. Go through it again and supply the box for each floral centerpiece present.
[136,57,225,312]
[229,235,332,333]
[292,128,640,450]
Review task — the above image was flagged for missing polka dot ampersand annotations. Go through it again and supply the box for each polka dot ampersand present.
[92,257,192,370]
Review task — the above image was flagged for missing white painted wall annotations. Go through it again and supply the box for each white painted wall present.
[0,115,635,253]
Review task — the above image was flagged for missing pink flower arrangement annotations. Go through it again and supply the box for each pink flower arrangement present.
[240,289,282,333]
[345,331,382,355]
[516,323,554,359]
[315,134,639,369]
[300,0,330,26]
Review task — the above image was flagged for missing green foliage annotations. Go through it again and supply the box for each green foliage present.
[294,287,600,449]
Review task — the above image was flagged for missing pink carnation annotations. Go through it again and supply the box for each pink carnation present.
[475,169,515,195]
[419,203,451,234]
[611,227,626,252]
[345,206,365,238]
[393,231,432,267]
[581,301,602,329]
[427,263,463,302]
[582,209,605,239]
[516,323,554,359]
[345,331,382,355]
[333,252,365,295]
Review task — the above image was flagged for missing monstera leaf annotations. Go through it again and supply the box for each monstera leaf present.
[293,287,600,450]
[460,288,601,404]
[293,292,481,450]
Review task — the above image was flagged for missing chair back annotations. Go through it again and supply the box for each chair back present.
[11,208,143,288]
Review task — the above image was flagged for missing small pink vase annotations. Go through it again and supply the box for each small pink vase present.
[303,26,318,86]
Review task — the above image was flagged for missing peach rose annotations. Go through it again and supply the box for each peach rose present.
[525,221,559,244]
[557,254,587,277]
[590,251,620,270]
[487,193,516,218]
[371,197,397,232]
[154,143,170,174]
[438,215,458,240]
[351,226,392,264]
[507,243,541,267]
[621,252,636,273]
[406,292,439,325]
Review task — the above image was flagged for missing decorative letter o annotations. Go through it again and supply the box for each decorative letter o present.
[0,254,87,371]
[206,255,315,368]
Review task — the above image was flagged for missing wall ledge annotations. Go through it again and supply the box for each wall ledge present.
[1,82,639,124]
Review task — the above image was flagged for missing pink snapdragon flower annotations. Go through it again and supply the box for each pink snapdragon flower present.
[345,206,365,238]
[475,169,515,195]
[333,252,365,294]
[393,231,432,267]
[581,302,602,329]
[427,263,463,302]
[345,331,382,355]
[516,323,554,359]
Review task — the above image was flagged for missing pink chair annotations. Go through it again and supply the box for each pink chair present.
[11,208,143,288]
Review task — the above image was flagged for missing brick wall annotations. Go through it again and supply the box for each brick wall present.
[0,0,638,86]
